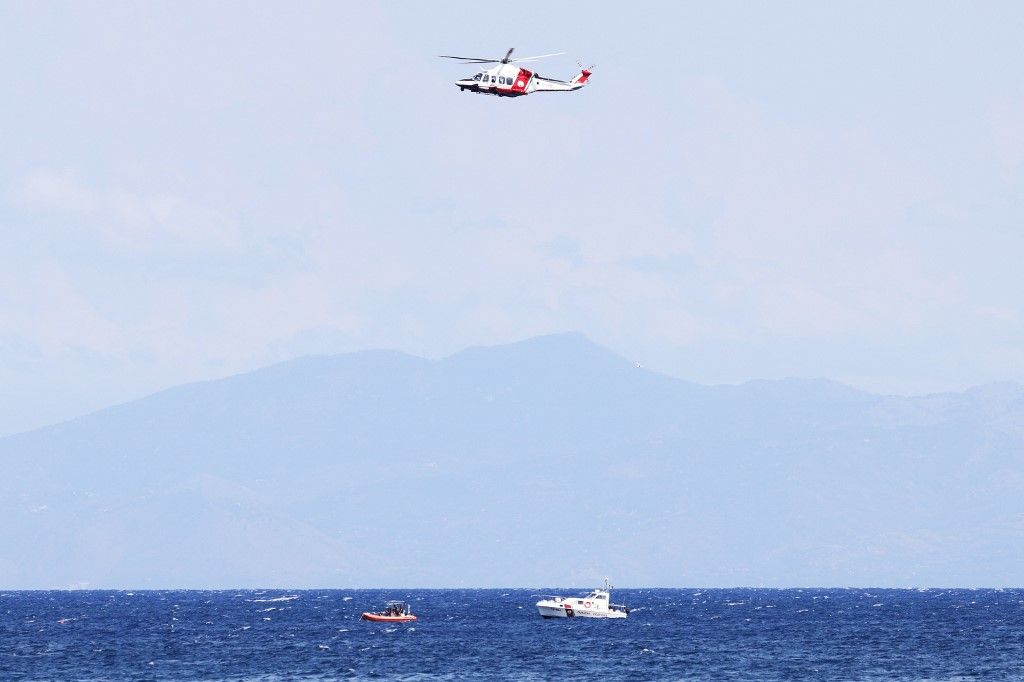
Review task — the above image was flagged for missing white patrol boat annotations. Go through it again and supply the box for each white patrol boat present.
[536,579,629,619]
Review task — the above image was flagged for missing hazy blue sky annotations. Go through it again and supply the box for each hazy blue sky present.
[2,1,1022,435]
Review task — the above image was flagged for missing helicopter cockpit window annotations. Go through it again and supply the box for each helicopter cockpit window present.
[474,73,481,81]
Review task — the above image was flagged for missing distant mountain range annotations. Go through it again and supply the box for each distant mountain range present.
[2,333,1022,588]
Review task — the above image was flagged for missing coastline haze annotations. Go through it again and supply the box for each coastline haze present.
[2,334,1022,589]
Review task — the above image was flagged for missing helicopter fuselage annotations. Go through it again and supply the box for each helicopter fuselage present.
[455,64,589,96]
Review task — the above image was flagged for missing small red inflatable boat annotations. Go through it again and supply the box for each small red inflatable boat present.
[362,600,416,622]
[361,612,417,622]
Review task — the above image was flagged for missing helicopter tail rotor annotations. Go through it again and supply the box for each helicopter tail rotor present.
[572,60,595,85]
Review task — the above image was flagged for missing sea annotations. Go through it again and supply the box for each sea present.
[2,588,1023,681]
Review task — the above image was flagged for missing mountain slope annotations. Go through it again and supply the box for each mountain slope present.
[1,334,1022,588]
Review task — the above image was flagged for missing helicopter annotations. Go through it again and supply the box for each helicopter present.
[439,48,592,97]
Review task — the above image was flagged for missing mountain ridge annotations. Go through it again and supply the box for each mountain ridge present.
[16,332,1022,441]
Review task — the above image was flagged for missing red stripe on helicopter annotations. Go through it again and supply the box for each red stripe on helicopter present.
[510,68,532,93]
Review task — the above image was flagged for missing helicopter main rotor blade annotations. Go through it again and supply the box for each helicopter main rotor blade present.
[439,49,563,65]
[512,51,566,63]
[438,55,501,63]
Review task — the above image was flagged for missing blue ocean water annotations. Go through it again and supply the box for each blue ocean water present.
[2,588,1023,681]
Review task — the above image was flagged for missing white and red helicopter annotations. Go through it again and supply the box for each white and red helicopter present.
[440,48,592,97]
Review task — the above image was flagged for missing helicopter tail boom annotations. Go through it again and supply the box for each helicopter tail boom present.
[531,66,592,93]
